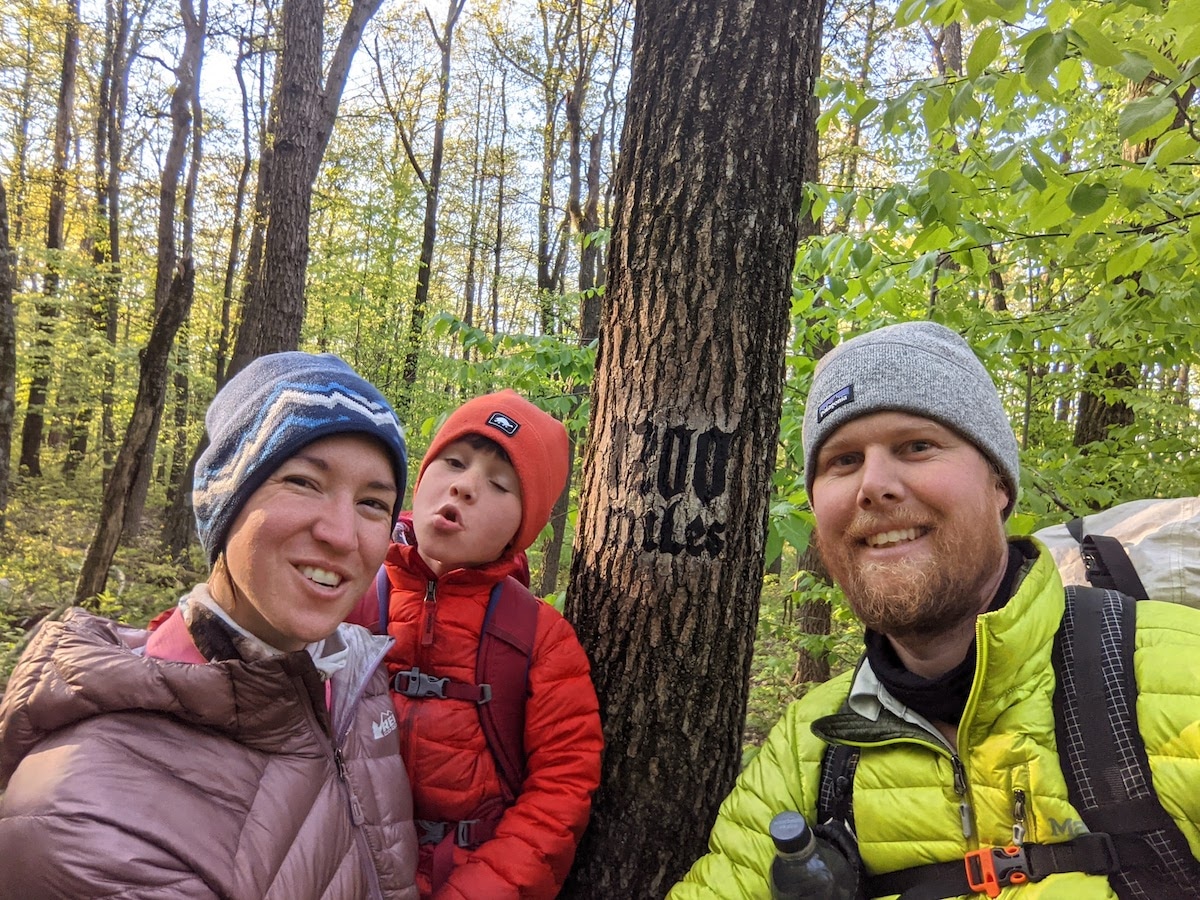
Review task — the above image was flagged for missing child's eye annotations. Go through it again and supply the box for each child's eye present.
[490,481,511,494]
[443,456,465,470]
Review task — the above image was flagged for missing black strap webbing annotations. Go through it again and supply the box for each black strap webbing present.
[1055,586,1200,899]
[1080,534,1150,600]
[872,832,1156,900]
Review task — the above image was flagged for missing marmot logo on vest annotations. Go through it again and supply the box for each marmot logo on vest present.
[372,708,398,740]
[486,412,520,436]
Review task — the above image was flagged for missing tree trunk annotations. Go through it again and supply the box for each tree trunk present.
[793,544,832,684]
[562,0,825,892]
[77,263,198,601]
[399,0,466,405]
[18,0,80,477]
[230,0,384,377]
[63,0,132,479]
[76,0,206,602]
[541,49,611,597]
[162,27,260,558]
[0,179,17,534]
[1074,360,1136,448]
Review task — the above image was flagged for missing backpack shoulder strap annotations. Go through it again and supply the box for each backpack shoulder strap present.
[817,741,860,832]
[1078,535,1150,600]
[477,576,540,805]
[375,565,390,635]
[1053,585,1200,899]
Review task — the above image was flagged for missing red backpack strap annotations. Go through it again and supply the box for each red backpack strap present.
[476,575,540,805]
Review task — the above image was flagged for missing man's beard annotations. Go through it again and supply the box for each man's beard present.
[818,508,1008,639]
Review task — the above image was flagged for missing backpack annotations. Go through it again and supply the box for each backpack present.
[1033,497,1199,606]
[375,567,539,873]
[815,528,1200,899]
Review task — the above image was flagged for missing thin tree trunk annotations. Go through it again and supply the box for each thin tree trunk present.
[76,0,206,602]
[399,0,466,407]
[0,180,17,534]
[491,70,507,335]
[163,31,259,557]
[19,0,80,477]
[562,0,826,891]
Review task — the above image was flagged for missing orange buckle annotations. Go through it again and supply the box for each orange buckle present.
[965,845,1030,898]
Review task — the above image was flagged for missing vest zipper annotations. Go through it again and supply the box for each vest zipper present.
[951,754,973,838]
[1012,788,1027,845]
[421,580,437,646]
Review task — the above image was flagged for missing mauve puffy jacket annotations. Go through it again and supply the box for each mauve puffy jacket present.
[0,607,419,900]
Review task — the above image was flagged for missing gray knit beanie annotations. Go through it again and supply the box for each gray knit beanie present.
[193,351,408,563]
[802,320,1020,517]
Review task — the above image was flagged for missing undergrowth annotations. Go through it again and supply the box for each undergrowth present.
[1,474,206,686]
[743,571,861,758]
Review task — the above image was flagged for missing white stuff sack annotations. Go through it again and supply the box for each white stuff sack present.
[1033,497,1200,607]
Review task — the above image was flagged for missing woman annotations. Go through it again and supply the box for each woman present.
[0,352,418,900]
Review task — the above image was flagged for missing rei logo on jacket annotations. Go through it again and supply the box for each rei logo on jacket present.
[373,708,398,740]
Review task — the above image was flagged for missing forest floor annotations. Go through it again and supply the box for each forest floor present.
[0,472,856,753]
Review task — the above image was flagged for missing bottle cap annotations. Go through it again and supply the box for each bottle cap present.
[769,811,814,854]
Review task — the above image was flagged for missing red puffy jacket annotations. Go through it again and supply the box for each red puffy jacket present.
[348,531,603,899]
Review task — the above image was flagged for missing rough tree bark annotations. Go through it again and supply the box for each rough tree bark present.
[229,0,385,375]
[562,0,826,893]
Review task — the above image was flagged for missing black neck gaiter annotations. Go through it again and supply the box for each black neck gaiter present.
[864,544,1027,726]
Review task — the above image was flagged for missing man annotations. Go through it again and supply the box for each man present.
[670,320,1200,899]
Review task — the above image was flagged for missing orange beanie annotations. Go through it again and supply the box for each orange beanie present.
[418,390,570,554]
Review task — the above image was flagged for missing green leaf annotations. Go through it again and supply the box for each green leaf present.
[1069,20,1125,68]
[851,97,880,125]
[1117,182,1150,211]
[929,169,952,197]
[994,71,1020,109]
[967,26,1002,78]
[1021,163,1047,191]
[1024,31,1068,88]
[1114,51,1155,83]
[1147,130,1199,168]
[922,89,951,134]
[950,81,981,123]
[1067,181,1109,215]
[1118,94,1176,144]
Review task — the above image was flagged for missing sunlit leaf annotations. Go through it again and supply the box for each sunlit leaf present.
[1118,94,1176,144]
[967,26,1002,78]
[1067,181,1109,215]
[1069,20,1125,68]
[1020,163,1047,191]
[1024,30,1067,88]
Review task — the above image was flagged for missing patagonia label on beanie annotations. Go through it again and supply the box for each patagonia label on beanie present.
[817,385,855,422]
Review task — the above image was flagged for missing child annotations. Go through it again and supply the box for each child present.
[348,389,603,899]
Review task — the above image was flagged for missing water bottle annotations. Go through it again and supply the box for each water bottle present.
[768,811,857,900]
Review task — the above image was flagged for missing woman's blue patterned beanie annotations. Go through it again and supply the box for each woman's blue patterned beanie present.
[193,351,408,562]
